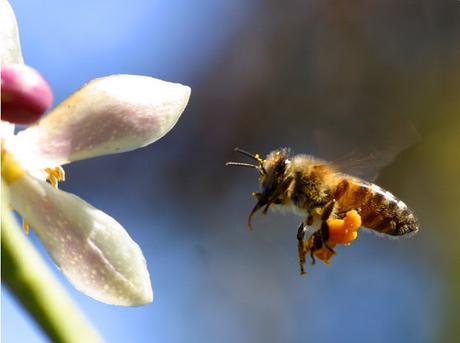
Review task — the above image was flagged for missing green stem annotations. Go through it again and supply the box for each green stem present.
[1,183,103,343]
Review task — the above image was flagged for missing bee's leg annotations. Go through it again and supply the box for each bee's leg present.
[297,222,307,275]
[321,199,336,221]
[305,230,322,265]
[320,221,336,255]
[319,200,337,254]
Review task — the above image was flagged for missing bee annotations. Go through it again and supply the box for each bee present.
[226,148,419,274]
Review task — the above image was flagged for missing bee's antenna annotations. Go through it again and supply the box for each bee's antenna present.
[234,148,260,161]
[232,148,266,174]
[225,162,265,175]
[225,162,259,169]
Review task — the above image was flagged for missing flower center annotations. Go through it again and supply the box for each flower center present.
[2,148,66,233]
[1,149,25,184]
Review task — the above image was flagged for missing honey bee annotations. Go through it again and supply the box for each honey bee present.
[226,148,419,274]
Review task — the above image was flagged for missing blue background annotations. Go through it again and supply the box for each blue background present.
[4,1,460,342]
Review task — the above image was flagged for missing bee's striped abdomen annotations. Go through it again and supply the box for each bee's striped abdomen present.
[334,178,418,236]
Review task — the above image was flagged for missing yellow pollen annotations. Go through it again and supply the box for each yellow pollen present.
[23,219,30,234]
[1,150,30,233]
[45,166,65,189]
[312,210,363,264]
[254,153,264,164]
[327,210,362,245]
[1,150,26,184]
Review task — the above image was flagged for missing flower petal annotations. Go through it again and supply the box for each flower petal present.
[0,0,24,64]
[8,173,153,306]
[10,75,190,170]
[0,120,15,139]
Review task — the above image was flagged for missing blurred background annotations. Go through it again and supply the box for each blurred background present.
[2,0,460,342]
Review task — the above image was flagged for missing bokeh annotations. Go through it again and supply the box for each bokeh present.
[2,1,460,342]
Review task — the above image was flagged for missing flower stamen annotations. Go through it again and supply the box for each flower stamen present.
[44,166,65,189]
[22,219,30,234]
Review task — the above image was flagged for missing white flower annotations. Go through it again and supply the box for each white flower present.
[1,0,191,306]
[0,0,23,64]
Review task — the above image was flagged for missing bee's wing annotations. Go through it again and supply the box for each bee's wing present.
[313,122,420,182]
[329,149,405,182]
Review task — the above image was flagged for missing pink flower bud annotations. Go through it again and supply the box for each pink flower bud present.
[1,64,53,124]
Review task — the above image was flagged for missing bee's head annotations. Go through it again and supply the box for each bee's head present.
[226,148,290,228]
